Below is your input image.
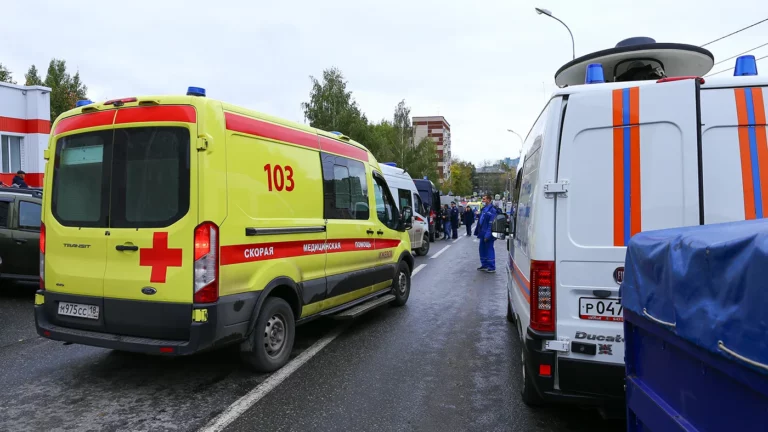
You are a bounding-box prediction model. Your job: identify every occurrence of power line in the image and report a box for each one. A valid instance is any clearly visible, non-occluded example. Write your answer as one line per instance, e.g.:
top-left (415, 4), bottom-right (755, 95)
top-left (706, 54), bottom-right (768, 77)
top-left (713, 42), bottom-right (768, 66)
top-left (700, 18), bottom-right (768, 47)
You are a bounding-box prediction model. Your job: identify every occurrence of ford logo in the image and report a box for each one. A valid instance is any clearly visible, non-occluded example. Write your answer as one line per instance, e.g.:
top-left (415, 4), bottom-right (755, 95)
top-left (141, 287), bottom-right (157, 295)
top-left (613, 267), bottom-right (624, 285)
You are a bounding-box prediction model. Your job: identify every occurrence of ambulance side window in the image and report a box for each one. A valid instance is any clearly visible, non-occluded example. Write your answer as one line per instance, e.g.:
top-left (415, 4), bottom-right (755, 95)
top-left (373, 174), bottom-right (398, 230)
top-left (321, 153), bottom-right (369, 220)
top-left (398, 189), bottom-right (412, 211)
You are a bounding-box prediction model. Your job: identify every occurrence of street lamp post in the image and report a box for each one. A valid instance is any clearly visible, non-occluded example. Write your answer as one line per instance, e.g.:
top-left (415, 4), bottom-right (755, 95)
top-left (535, 7), bottom-right (575, 60)
top-left (507, 129), bottom-right (524, 158)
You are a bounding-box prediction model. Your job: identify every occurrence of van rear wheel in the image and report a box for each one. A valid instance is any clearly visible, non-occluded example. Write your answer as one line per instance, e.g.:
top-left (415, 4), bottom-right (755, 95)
top-left (391, 261), bottom-right (411, 307)
top-left (520, 348), bottom-right (544, 406)
top-left (241, 297), bottom-right (295, 372)
top-left (415, 234), bottom-right (430, 256)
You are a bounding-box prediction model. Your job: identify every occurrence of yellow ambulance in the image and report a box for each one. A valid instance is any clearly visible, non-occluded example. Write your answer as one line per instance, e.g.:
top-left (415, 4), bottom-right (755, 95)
top-left (34, 87), bottom-right (414, 372)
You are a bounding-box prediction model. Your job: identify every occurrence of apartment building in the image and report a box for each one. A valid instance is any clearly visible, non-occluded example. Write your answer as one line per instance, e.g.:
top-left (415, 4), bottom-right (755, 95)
top-left (412, 116), bottom-right (451, 182)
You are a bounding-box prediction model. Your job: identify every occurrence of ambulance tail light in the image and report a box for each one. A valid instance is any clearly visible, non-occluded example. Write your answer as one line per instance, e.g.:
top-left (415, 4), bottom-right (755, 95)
top-left (194, 222), bottom-right (219, 303)
top-left (530, 260), bottom-right (555, 333)
top-left (39, 222), bottom-right (45, 290)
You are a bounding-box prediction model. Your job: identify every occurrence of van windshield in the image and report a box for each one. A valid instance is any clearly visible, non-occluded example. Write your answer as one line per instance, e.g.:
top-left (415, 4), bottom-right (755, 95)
top-left (52, 126), bottom-right (190, 228)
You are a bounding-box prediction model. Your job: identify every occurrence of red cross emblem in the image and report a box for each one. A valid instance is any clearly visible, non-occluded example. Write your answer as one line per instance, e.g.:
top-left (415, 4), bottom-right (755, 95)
top-left (140, 232), bottom-right (183, 283)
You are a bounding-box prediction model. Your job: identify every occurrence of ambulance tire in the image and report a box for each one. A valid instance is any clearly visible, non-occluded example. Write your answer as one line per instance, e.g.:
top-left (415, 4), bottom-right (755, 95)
top-left (241, 297), bottom-right (295, 372)
top-left (415, 234), bottom-right (430, 256)
top-left (520, 348), bottom-right (544, 406)
top-left (391, 261), bottom-right (411, 307)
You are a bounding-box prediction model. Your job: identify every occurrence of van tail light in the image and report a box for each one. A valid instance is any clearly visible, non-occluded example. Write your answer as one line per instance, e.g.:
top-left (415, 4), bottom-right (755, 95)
top-left (193, 222), bottom-right (219, 303)
top-left (39, 222), bottom-right (46, 290)
top-left (530, 260), bottom-right (555, 332)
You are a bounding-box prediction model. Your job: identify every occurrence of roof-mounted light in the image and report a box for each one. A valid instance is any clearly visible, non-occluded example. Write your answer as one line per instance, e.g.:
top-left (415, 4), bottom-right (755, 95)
top-left (75, 99), bottom-right (93, 107)
top-left (187, 86), bottom-right (206, 97)
top-left (734, 55), bottom-right (758, 76)
top-left (383, 162), bottom-right (397, 167)
top-left (585, 63), bottom-right (605, 84)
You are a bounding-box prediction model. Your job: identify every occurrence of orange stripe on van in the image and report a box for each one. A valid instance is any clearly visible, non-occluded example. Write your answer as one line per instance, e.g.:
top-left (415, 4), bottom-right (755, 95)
top-left (629, 87), bottom-right (642, 237)
top-left (612, 89), bottom-right (625, 246)
top-left (54, 110), bottom-right (116, 135)
top-left (511, 259), bottom-right (530, 303)
top-left (752, 88), bottom-right (768, 217)
top-left (734, 88), bottom-right (756, 219)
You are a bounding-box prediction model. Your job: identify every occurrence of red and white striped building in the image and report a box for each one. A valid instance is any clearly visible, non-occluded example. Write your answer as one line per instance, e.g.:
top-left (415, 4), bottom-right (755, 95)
top-left (412, 116), bottom-right (451, 182)
top-left (0, 82), bottom-right (51, 187)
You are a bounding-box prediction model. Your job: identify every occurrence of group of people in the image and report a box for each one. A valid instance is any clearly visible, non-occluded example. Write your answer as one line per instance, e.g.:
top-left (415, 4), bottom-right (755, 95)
top-left (433, 195), bottom-right (499, 273)
top-left (436, 201), bottom-right (477, 241)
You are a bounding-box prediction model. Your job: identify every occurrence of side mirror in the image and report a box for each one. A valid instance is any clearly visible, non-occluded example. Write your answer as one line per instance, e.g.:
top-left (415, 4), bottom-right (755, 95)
top-left (401, 206), bottom-right (413, 231)
top-left (491, 213), bottom-right (508, 240)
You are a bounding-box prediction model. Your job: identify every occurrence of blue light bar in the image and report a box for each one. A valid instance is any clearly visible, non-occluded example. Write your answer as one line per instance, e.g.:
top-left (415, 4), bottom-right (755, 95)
top-left (585, 63), bottom-right (605, 84)
top-left (423, 176), bottom-right (428, 180)
top-left (734, 55), bottom-right (758, 76)
top-left (330, 131), bottom-right (342, 135)
top-left (187, 86), bottom-right (206, 97)
top-left (383, 162), bottom-right (397, 167)
top-left (75, 99), bottom-right (93, 107)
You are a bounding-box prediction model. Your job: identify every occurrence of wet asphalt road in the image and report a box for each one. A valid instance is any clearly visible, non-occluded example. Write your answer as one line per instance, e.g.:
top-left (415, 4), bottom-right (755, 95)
top-left (0, 232), bottom-right (625, 432)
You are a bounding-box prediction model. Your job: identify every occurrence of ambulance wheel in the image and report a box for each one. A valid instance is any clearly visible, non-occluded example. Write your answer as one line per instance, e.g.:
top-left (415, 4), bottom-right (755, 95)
top-left (241, 297), bottom-right (295, 372)
top-left (521, 348), bottom-right (544, 406)
top-left (415, 234), bottom-right (430, 256)
top-left (391, 261), bottom-right (411, 307)
top-left (506, 292), bottom-right (516, 323)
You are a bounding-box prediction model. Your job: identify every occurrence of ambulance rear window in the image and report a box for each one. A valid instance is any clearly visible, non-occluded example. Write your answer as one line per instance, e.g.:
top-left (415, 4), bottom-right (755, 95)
top-left (51, 126), bottom-right (190, 228)
top-left (52, 131), bottom-right (111, 227)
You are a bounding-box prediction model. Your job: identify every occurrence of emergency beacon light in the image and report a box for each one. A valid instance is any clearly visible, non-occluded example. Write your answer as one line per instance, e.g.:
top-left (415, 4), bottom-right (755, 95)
top-left (734, 55), bottom-right (758, 76)
top-left (187, 86), bottom-right (206, 97)
top-left (75, 99), bottom-right (93, 107)
top-left (585, 63), bottom-right (605, 84)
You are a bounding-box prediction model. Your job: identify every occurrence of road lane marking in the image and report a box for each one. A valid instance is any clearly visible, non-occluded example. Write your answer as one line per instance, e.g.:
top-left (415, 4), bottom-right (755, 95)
top-left (199, 326), bottom-right (346, 432)
top-left (411, 264), bottom-right (426, 276)
top-left (453, 237), bottom-right (463, 243)
top-left (430, 245), bottom-right (451, 259)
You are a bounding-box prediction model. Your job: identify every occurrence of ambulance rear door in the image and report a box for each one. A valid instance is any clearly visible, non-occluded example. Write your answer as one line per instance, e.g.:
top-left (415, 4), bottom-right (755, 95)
top-left (555, 79), bottom-right (700, 394)
top-left (700, 80), bottom-right (768, 223)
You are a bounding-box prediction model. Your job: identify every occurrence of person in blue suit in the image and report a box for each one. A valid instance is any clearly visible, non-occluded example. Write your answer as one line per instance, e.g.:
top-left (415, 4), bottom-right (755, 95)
top-left (475, 194), bottom-right (498, 273)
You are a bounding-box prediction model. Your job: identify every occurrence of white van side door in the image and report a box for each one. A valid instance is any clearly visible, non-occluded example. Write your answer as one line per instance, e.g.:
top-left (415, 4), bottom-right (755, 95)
top-left (700, 84), bottom-right (768, 223)
top-left (555, 80), bottom-right (700, 368)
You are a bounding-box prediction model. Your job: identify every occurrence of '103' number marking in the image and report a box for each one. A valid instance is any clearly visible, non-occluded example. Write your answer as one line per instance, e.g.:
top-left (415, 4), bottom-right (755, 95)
top-left (264, 164), bottom-right (295, 192)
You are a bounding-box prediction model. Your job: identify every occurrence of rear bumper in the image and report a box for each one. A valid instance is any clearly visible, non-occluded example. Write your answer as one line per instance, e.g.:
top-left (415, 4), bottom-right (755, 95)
top-left (524, 328), bottom-right (625, 405)
top-left (35, 290), bottom-right (259, 356)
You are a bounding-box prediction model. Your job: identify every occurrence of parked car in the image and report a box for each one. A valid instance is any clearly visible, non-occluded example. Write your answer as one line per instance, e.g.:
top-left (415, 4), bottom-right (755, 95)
top-left (0, 187), bottom-right (42, 284)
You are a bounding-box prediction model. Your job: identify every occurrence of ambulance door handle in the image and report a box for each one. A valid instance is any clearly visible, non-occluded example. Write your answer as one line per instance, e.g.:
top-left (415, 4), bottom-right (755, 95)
top-left (377, 230), bottom-right (384, 235)
top-left (116, 244), bottom-right (139, 252)
top-left (366, 229), bottom-right (374, 235)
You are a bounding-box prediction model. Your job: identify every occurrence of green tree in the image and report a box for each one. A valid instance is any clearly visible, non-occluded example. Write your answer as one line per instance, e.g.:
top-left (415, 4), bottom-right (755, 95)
top-left (44, 59), bottom-right (88, 122)
top-left (301, 67), bottom-right (370, 141)
top-left (24, 65), bottom-right (42, 86)
top-left (0, 63), bottom-right (15, 84)
top-left (406, 137), bottom-right (439, 184)
top-left (447, 159), bottom-right (474, 196)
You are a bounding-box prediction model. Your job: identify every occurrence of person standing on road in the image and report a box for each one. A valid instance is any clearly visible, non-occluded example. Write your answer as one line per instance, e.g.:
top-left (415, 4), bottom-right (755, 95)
top-left (463, 205), bottom-right (474, 236)
top-left (450, 202), bottom-right (459, 239)
top-left (475, 194), bottom-right (498, 273)
top-left (442, 204), bottom-right (452, 242)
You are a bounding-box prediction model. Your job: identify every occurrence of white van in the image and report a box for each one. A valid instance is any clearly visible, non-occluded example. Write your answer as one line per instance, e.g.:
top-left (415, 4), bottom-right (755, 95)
top-left (381, 164), bottom-right (430, 256)
top-left (498, 40), bottom-right (766, 408)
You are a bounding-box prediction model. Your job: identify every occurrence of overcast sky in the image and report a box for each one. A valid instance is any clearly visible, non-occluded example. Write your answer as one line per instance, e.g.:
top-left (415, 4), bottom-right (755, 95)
top-left (2, 0), bottom-right (767, 164)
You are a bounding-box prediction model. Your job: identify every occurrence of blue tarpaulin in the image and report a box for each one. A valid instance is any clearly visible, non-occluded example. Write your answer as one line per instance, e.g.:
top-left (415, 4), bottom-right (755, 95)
top-left (622, 219), bottom-right (768, 374)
